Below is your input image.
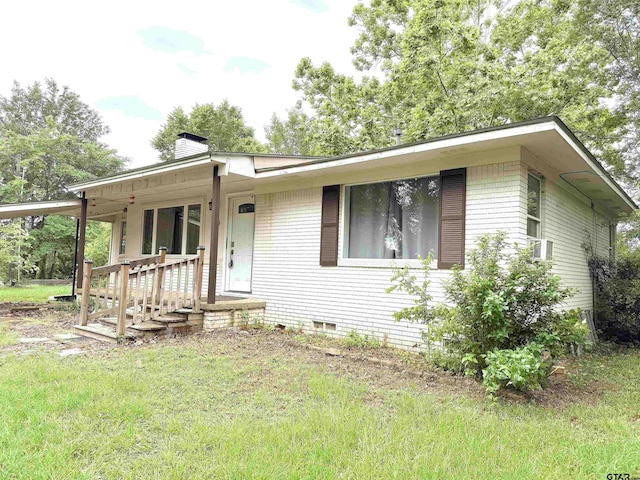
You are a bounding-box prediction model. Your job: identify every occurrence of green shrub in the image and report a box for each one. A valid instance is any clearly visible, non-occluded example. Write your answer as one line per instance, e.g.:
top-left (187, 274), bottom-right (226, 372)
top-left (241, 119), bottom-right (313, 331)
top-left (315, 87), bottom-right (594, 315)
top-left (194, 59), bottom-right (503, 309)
top-left (342, 331), bottom-right (382, 349)
top-left (587, 248), bottom-right (640, 344)
top-left (389, 232), bottom-right (591, 394)
top-left (482, 342), bottom-right (551, 395)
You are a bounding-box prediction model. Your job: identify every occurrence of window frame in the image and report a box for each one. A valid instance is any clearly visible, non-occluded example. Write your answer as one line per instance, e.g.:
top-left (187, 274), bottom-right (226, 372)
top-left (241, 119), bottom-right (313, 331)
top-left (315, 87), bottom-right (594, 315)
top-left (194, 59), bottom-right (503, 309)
top-left (338, 174), bottom-right (440, 269)
top-left (119, 219), bottom-right (127, 255)
top-left (140, 198), bottom-right (205, 257)
top-left (526, 173), bottom-right (543, 240)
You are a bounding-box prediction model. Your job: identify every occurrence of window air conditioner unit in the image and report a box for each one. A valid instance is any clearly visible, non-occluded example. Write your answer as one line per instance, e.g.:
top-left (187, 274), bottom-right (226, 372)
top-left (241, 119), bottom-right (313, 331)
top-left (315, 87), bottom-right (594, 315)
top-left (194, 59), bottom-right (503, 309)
top-left (527, 238), bottom-right (553, 261)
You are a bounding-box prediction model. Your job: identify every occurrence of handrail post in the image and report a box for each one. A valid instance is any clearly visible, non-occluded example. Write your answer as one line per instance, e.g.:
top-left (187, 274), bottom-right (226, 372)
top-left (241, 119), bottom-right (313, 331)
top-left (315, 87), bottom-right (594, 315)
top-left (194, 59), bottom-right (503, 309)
top-left (156, 247), bottom-right (167, 309)
top-left (79, 260), bottom-right (93, 326)
top-left (194, 246), bottom-right (205, 312)
top-left (116, 261), bottom-right (131, 337)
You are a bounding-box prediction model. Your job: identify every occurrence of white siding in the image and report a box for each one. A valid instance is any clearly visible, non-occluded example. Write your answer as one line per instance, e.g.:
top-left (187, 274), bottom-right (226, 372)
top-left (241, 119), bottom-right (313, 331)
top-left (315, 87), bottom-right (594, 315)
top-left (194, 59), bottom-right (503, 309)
top-left (249, 159), bottom-right (525, 349)
top-left (110, 151), bottom-right (614, 348)
top-left (540, 172), bottom-right (611, 312)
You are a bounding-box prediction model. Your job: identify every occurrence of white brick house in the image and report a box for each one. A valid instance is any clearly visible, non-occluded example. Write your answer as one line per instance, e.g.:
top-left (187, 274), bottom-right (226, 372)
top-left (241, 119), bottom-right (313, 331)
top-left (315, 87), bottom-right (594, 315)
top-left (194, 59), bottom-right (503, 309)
top-left (1, 117), bottom-right (635, 348)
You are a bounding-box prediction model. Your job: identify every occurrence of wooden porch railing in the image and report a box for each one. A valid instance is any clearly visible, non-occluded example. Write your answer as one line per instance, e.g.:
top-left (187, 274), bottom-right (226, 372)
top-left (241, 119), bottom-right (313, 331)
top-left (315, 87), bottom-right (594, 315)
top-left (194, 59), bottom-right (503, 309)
top-left (79, 246), bottom-right (205, 337)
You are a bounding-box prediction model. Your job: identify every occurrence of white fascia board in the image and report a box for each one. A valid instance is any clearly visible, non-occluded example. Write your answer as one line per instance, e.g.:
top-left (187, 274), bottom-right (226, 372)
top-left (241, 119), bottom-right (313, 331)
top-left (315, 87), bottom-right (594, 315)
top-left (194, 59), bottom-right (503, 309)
top-left (553, 125), bottom-right (637, 211)
top-left (68, 156), bottom-right (220, 192)
top-left (255, 121), bottom-right (557, 179)
top-left (0, 199), bottom-right (82, 219)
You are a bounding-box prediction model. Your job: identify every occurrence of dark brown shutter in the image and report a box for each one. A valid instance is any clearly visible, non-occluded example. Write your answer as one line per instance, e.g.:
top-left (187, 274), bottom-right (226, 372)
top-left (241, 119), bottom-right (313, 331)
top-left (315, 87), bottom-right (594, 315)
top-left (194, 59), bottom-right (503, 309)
top-left (320, 185), bottom-right (340, 266)
top-left (438, 168), bottom-right (466, 269)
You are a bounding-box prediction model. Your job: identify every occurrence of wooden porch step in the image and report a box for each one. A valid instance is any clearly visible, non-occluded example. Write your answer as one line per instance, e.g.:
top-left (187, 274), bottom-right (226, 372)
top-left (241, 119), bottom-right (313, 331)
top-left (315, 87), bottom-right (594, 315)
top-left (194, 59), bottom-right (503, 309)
top-left (128, 322), bottom-right (166, 332)
top-left (74, 323), bottom-right (132, 343)
top-left (175, 308), bottom-right (195, 314)
top-left (98, 317), bottom-right (166, 333)
top-left (152, 314), bottom-right (188, 324)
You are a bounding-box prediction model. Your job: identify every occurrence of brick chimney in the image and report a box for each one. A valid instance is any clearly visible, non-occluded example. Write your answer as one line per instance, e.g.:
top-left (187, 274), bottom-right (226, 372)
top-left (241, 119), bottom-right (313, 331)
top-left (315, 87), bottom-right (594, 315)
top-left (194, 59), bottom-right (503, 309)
top-left (175, 132), bottom-right (208, 159)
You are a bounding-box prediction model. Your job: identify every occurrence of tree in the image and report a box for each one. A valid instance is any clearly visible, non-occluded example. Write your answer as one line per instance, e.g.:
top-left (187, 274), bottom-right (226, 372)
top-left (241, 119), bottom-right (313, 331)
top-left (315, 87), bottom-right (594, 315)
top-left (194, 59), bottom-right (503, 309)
top-left (265, 102), bottom-right (319, 156)
top-left (0, 120), bottom-right (123, 204)
top-left (0, 78), bottom-right (125, 279)
top-left (292, 0), bottom-right (626, 175)
top-left (152, 100), bottom-right (266, 162)
top-left (0, 221), bottom-right (34, 283)
top-left (0, 79), bottom-right (126, 205)
top-left (0, 78), bottom-right (108, 141)
top-left (27, 215), bottom-right (77, 279)
top-left (85, 221), bottom-right (112, 268)
top-left (577, 0), bottom-right (640, 180)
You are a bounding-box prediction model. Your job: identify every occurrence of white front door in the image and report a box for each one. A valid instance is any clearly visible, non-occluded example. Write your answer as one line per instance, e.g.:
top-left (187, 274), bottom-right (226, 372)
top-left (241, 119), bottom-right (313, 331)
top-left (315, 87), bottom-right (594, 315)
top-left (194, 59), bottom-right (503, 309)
top-left (226, 196), bottom-right (255, 292)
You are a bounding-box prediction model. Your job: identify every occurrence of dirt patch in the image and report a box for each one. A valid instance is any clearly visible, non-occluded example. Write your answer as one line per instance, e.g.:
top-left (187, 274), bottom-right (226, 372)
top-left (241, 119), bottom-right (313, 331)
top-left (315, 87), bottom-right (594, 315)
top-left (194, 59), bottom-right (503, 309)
top-left (0, 309), bottom-right (611, 407)
top-left (0, 305), bottom-right (110, 356)
top-left (158, 327), bottom-right (610, 408)
top-left (128, 327), bottom-right (486, 401)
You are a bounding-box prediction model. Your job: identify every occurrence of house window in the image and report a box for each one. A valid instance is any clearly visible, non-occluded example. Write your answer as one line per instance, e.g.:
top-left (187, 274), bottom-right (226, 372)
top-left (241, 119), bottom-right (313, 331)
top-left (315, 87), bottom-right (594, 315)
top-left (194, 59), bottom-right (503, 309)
top-left (142, 203), bottom-right (202, 255)
top-left (527, 174), bottom-right (541, 238)
top-left (186, 205), bottom-right (201, 254)
top-left (345, 176), bottom-right (440, 259)
top-left (119, 221), bottom-right (127, 255)
top-left (142, 210), bottom-right (154, 255)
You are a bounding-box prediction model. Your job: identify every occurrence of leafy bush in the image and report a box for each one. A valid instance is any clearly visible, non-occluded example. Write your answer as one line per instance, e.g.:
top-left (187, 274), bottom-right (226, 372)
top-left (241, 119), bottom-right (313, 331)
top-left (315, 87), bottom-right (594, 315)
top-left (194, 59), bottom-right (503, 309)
top-left (389, 232), bottom-right (591, 394)
top-left (342, 331), bottom-right (382, 349)
top-left (482, 342), bottom-right (551, 394)
top-left (587, 248), bottom-right (640, 344)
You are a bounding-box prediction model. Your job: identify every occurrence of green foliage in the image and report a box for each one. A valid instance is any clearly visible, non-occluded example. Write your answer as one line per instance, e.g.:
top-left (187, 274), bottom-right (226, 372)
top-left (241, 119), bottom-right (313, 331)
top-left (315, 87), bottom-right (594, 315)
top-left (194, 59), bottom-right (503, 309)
top-left (588, 247), bottom-right (640, 344)
top-left (85, 222), bottom-right (112, 268)
top-left (0, 221), bottom-right (33, 283)
top-left (291, 0), bottom-right (627, 175)
top-left (265, 102), bottom-right (319, 156)
top-left (342, 330), bottom-right (382, 349)
top-left (390, 232), bottom-right (591, 393)
top-left (25, 217), bottom-right (109, 280)
top-left (482, 342), bottom-right (551, 395)
top-left (0, 78), bottom-right (108, 141)
top-left (0, 78), bottom-right (125, 281)
top-left (152, 101), bottom-right (266, 162)
top-left (386, 252), bottom-right (435, 324)
top-left (576, 0), bottom-right (640, 180)
top-left (0, 79), bottom-right (125, 204)
top-left (27, 215), bottom-right (77, 279)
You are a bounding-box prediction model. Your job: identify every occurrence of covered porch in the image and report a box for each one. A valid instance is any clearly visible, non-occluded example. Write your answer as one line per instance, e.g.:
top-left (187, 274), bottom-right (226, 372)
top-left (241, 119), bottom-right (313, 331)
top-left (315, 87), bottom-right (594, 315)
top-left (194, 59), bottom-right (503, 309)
top-left (0, 153), bottom-right (267, 342)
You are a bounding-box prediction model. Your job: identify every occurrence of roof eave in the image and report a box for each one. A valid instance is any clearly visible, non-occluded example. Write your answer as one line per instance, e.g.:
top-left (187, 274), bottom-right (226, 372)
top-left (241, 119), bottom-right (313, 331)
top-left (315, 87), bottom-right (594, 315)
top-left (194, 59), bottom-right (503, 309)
top-left (69, 153), bottom-right (216, 192)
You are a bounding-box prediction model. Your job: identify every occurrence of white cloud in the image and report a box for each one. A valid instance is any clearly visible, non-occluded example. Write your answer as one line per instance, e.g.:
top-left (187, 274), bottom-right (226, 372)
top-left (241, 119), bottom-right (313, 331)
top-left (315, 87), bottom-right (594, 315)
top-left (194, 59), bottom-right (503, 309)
top-left (0, 0), bottom-right (361, 168)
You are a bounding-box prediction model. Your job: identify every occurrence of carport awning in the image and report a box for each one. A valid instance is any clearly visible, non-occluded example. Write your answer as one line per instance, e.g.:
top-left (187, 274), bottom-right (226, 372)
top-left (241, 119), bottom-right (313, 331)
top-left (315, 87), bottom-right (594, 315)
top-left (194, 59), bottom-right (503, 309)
top-left (0, 199), bottom-right (82, 219)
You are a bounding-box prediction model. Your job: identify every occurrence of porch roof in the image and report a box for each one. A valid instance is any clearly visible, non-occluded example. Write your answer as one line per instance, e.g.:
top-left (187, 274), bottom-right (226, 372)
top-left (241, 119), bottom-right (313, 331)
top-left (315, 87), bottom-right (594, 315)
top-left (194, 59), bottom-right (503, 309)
top-left (0, 199), bottom-right (82, 220)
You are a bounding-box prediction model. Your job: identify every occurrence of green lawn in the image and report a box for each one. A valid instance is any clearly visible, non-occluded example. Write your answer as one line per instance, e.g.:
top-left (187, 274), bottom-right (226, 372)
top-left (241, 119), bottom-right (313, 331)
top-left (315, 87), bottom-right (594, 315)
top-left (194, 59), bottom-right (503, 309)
top-left (0, 284), bottom-right (72, 304)
top-left (0, 335), bottom-right (638, 479)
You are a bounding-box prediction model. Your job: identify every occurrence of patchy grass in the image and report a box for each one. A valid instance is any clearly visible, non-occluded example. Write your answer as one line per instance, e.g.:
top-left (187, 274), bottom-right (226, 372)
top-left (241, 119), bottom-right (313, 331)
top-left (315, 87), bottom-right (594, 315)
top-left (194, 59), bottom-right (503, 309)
top-left (0, 284), bottom-right (72, 304)
top-left (0, 324), bottom-right (17, 346)
top-left (0, 333), bottom-right (638, 479)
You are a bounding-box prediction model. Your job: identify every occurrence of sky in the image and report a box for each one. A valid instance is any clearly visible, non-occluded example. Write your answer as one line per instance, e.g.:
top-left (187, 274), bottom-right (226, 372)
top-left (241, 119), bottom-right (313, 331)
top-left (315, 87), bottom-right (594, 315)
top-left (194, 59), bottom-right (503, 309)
top-left (0, 0), bottom-right (361, 168)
